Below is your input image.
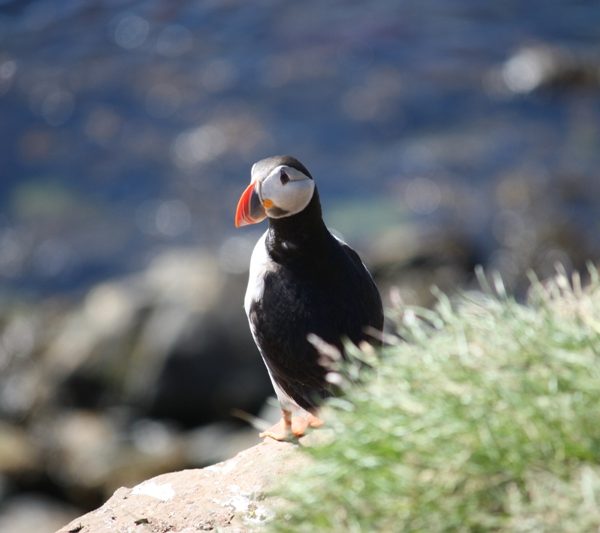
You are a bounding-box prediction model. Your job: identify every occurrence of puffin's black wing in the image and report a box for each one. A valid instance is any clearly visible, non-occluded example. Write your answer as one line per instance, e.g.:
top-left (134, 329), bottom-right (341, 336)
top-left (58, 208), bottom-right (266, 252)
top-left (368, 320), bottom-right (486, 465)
top-left (249, 236), bottom-right (383, 411)
top-left (248, 272), bottom-right (331, 411)
top-left (336, 240), bottom-right (384, 339)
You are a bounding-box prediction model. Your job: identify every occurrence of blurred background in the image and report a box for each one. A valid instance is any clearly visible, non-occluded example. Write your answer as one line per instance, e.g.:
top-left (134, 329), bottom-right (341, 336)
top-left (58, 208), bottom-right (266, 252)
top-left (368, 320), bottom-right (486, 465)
top-left (1, 0), bottom-right (600, 530)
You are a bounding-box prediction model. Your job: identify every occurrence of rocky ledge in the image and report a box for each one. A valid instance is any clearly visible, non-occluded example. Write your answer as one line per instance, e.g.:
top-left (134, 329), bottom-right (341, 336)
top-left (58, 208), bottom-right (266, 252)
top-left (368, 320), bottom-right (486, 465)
top-left (57, 438), bottom-right (306, 533)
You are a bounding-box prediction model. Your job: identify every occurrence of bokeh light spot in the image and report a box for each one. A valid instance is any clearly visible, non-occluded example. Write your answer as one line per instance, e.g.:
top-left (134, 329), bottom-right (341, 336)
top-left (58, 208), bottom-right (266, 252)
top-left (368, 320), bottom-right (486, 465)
top-left (136, 199), bottom-right (192, 238)
top-left (171, 124), bottom-right (228, 170)
top-left (502, 47), bottom-right (554, 94)
top-left (113, 14), bottom-right (150, 50)
top-left (404, 177), bottom-right (441, 215)
top-left (201, 59), bottom-right (237, 93)
top-left (0, 58), bottom-right (17, 96)
top-left (40, 88), bottom-right (74, 126)
top-left (155, 199), bottom-right (191, 237)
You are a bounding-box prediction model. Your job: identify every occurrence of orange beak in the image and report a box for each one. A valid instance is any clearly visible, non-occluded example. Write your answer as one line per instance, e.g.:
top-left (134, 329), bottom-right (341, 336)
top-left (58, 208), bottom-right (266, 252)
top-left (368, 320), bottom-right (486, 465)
top-left (234, 181), bottom-right (267, 227)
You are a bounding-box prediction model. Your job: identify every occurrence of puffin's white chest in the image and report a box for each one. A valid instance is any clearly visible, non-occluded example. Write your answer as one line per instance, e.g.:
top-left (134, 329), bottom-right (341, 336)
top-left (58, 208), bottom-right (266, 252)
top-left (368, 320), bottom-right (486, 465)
top-left (243, 231), bottom-right (302, 412)
top-left (244, 231), bottom-right (272, 316)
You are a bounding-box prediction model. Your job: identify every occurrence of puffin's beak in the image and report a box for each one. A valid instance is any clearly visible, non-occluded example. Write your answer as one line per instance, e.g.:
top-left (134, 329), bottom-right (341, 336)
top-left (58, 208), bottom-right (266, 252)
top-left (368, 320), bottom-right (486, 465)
top-left (235, 181), bottom-right (267, 227)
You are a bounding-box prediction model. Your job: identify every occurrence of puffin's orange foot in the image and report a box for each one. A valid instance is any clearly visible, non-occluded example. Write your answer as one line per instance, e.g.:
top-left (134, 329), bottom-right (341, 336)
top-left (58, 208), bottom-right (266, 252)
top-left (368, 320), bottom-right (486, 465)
top-left (260, 411), bottom-right (325, 441)
top-left (305, 412), bottom-right (324, 429)
top-left (291, 412), bottom-right (324, 436)
top-left (259, 418), bottom-right (292, 441)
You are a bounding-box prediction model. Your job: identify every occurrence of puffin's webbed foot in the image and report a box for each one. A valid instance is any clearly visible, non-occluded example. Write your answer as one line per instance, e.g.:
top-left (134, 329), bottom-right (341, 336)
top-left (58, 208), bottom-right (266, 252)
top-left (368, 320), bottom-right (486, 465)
top-left (260, 409), bottom-right (324, 441)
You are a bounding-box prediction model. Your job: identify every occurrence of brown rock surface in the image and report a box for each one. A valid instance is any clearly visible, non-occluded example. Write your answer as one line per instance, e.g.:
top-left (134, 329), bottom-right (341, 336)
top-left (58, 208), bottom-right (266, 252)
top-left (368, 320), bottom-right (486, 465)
top-left (57, 438), bottom-right (307, 532)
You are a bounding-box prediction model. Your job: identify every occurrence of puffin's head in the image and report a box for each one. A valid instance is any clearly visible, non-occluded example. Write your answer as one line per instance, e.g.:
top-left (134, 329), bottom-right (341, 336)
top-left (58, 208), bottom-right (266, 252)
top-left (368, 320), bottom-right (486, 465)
top-left (235, 155), bottom-right (315, 227)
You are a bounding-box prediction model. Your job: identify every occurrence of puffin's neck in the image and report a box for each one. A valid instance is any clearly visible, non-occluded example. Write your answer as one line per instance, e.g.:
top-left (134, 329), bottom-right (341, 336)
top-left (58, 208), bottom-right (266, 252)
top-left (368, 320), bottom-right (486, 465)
top-left (265, 189), bottom-right (331, 262)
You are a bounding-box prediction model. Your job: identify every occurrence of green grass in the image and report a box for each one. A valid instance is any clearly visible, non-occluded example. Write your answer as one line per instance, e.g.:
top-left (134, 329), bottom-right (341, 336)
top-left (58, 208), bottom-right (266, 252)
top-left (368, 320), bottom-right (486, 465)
top-left (269, 267), bottom-right (600, 532)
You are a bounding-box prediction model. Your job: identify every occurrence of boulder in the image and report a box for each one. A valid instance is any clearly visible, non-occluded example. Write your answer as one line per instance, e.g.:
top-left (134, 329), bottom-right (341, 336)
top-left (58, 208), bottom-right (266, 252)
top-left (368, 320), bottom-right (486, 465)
top-left (57, 438), bottom-right (306, 533)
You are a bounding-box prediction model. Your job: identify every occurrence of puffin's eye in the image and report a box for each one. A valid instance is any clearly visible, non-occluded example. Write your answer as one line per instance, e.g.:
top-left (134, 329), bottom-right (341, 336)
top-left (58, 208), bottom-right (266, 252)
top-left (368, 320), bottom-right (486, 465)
top-left (279, 171), bottom-right (290, 185)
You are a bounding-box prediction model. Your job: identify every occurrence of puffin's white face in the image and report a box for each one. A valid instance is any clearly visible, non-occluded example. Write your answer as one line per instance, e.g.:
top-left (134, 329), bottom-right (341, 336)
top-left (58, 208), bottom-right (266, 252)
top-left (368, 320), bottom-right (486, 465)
top-left (235, 162), bottom-right (315, 227)
top-left (254, 165), bottom-right (314, 219)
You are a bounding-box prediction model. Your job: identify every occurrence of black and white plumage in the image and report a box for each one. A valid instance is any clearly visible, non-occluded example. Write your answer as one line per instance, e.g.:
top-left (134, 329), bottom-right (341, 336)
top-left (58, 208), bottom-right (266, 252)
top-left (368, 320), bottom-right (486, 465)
top-left (235, 155), bottom-right (383, 438)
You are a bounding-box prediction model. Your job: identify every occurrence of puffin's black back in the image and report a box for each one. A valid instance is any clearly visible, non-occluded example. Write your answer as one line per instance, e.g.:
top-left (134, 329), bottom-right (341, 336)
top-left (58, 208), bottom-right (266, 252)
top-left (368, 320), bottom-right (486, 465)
top-left (248, 177), bottom-right (383, 410)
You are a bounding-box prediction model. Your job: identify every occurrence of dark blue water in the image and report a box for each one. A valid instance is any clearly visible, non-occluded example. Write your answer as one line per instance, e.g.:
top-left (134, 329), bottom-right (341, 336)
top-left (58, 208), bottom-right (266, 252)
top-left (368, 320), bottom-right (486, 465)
top-left (1, 0), bottom-right (600, 294)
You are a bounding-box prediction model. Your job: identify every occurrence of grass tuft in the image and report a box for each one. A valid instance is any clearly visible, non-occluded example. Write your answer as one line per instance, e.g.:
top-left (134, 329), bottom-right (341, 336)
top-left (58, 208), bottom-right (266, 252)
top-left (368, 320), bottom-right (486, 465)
top-left (269, 268), bottom-right (600, 532)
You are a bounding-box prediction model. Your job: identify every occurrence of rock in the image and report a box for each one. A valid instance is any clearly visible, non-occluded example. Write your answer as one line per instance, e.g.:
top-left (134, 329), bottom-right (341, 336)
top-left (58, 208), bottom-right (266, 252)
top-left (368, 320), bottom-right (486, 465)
top-left (0, 243), bottom-right (270, 428)
top-left (0, 421), bottom-right (38, 476)
top-left (47, 247), bottom-right (271, 426)
top-left (57, 438), bottom-right (308, 533)
top-left (40, 410), bottom-right (187, 506)
top-left (0, 245), bottom-right (278, 515)
top-left (369, 224), bottom-right (480, 306)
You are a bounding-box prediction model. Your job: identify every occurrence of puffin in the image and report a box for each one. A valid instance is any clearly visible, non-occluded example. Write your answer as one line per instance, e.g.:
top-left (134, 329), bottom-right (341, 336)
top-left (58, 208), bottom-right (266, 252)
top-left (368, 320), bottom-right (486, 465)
top-left (235, 155), bottom-right (383, 440)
